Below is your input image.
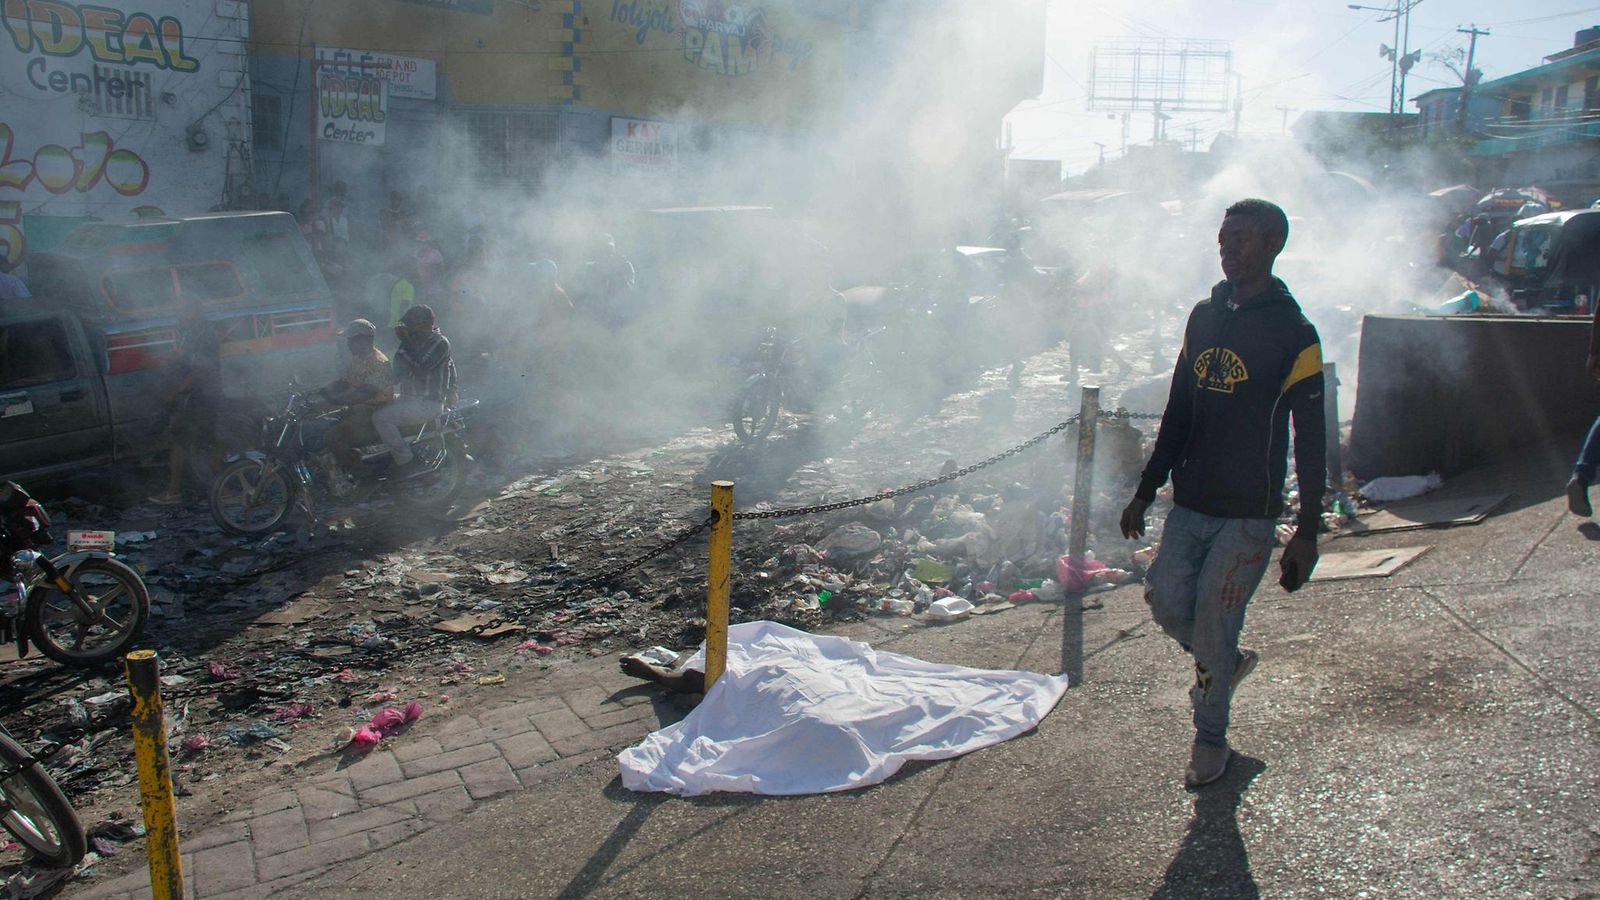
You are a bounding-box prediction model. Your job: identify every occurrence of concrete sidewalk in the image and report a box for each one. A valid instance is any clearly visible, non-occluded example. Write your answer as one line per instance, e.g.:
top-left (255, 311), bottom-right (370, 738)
top-left (78, 444), bottom-right (1600, 898)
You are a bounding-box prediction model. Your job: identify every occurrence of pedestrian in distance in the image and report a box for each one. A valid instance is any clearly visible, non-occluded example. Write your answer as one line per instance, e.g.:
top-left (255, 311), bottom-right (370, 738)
top-left (1563, 309), bottom-right (1600, 517)
top-left (149, 297), bottom-right (224, 505)
top-left (1120, 198), bottom-right (1325, 789)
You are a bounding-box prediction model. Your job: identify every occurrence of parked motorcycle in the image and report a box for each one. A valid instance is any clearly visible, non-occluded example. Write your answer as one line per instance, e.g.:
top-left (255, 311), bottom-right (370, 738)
top-left (0, 721), bottom-right (86, 868)
top-left (0, 487), bottom-right (150, 668)
top-left (208, 384), bottom-right (477, 536)
top-left (731, 326), bottom-right (884, 444)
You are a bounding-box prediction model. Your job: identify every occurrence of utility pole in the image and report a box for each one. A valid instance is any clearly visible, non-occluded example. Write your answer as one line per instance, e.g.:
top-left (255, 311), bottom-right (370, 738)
top-left (1396, 0), bottom-right (1420, 123)
top-left (1232, 72), bottom-right (1244, 139)
top-left (1276, 105), bottom-right (1297, 135)
top-left (1093, 141), bottom-right (1107, 167)
top-left (1186, 125), bottom-right (1200, 152)
top-left (1457, 25), bottom-right (1489, 132)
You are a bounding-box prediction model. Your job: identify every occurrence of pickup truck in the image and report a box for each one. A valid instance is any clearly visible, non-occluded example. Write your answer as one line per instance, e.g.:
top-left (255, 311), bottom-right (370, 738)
top-left (0, 212), bottom-right (339, 483)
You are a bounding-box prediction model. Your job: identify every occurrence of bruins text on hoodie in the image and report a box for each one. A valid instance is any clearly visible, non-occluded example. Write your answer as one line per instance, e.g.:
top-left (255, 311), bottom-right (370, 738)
top-left (1135, 277), bottom-right (1326, 534)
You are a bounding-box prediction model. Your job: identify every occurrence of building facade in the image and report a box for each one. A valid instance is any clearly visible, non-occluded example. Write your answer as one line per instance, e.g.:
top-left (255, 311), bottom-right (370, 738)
top-left (0, 0), bottom-right (254, 272)
top-left (247, 0), bottom-right (1044, 243)
top-left (1464, 29), bottom-right (1600, 188)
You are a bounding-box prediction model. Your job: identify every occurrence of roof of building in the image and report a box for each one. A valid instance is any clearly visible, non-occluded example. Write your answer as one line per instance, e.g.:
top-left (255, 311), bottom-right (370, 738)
top-left (1413, 86), bottom-right (1461, 104)
top-left (1290, 110), bottom-right (1416, 140)
top-left (1476, 46), bottom-right (1600, 97)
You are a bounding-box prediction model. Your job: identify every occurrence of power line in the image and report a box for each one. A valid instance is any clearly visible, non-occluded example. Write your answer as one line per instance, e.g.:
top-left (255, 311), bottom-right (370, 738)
top-left (1487, 5), bottom-right (1600, 27)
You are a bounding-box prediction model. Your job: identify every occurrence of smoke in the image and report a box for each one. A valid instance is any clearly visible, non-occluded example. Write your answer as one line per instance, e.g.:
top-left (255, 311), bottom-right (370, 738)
top-left (320, 1), bottom-right (1060, 465)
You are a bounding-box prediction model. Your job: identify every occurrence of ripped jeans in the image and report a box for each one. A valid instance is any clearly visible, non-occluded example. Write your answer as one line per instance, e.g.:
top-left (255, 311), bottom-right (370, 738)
top-left (1145, 505), bottom-right (1277, 748)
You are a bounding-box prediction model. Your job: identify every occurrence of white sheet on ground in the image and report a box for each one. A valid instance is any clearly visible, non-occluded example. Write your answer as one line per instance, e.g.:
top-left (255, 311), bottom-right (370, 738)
top-left (616, 620), bottom-right (1069, 796)
top-left (1360, 473), bottom-right (1443, 502)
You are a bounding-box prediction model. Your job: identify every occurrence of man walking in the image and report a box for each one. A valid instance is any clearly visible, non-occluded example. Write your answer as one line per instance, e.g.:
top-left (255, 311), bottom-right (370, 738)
top-left (374, 305), bottom-right (455, 477)
top-left (1562, 304), bottom-right (1600, 517)
top-left (1120, 198), bottom-right (1325, 788)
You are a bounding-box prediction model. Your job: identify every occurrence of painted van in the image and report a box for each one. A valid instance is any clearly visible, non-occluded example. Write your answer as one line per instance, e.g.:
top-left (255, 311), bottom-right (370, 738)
top-left (3, 211), bottom-right (338, 479)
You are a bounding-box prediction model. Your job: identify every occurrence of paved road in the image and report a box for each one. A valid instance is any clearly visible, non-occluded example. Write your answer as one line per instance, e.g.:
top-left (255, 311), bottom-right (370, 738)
top-left (77, 438), bottom-right (1600, 899)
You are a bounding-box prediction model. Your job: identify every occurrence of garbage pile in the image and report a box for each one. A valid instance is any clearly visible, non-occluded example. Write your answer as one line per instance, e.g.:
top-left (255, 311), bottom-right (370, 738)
top-left (735, 484), bottom-right (1145, 627)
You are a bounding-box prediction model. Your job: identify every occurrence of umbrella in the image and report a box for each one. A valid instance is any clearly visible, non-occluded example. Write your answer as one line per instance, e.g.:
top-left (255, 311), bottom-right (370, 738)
top-left (1428, 184), bottom-right (1480, 214)
top-left (1476, 186), bottom-right (1553, 213)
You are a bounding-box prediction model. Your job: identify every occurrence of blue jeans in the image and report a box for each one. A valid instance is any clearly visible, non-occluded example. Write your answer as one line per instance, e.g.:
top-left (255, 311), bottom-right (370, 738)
top-left (1145, 506), bottom-right (1277, 748)
top-left (1575, 415), bottom-right (1600, 485)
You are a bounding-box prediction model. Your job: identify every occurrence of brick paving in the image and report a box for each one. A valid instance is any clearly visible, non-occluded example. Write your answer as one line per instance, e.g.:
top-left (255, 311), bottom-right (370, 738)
top-left (74, 665), bottom-right (673, 899)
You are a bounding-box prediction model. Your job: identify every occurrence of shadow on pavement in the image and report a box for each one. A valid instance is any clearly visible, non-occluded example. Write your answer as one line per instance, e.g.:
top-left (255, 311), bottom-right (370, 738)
top-left (1151, 753), bottom-right (1267, 900)
top-left (556, 778), bottom-right (759, 899)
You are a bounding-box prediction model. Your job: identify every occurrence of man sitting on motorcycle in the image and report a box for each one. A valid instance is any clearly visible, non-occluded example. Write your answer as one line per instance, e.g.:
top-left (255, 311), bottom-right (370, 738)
top-left (374, 305), bottom-right (456, 477)
top-left (317, 319), bottom-right (395, 480)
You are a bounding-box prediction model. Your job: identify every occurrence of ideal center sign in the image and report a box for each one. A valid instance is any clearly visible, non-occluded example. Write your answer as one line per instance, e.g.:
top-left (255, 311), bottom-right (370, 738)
top-left (317, 67), bottom-right (387, 145)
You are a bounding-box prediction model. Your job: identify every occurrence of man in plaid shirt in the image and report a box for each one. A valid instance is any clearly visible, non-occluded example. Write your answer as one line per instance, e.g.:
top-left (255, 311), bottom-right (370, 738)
top-left (373, 305), bottom-right (456, 476)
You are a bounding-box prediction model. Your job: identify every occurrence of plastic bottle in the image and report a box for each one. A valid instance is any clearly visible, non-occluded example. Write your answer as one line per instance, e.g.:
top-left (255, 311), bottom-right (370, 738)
top-left (878, 598), bottom-right (914, 615)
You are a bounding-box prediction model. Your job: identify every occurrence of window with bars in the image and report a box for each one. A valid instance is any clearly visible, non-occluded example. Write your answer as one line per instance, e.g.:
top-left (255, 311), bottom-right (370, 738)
top-left (462, 111), bottom-right (561, 182)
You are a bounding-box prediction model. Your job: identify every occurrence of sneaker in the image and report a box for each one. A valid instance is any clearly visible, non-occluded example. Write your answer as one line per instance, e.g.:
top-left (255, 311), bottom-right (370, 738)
top-left (1185, 741), bottom-right (1231, 789)
top-left (1231, 648), bottom-right (1258, 696)
top-left (1567, 478), bottom-right (1593, 518)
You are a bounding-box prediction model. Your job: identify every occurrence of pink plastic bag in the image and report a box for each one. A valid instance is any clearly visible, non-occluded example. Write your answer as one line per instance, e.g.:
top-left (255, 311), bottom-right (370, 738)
top-left (267, 702), bottom-right (315, 722)
top-left (402, 701), bottom-right (423, 723)
top-left (350, 724), bottom-right (383, 747)
top-left (370, 707), bottom-right (406, 732)
top-left (1056, 555), bottom-right (1109, 593)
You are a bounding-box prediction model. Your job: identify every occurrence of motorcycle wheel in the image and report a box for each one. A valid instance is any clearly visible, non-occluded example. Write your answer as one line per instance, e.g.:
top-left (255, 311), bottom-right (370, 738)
top-left (394, 436), bottom-right (468, 513)
top-left (733, 376), bottom-right (781, 443)
top-left (210, 458), bottom-right (296, 536)
top-left (0, 729), bottom-right (85, 869)
top-left (24, 558), bottom-right (150, 667)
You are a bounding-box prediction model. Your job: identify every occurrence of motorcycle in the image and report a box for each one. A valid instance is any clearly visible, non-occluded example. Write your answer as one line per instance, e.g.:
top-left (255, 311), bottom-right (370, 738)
top-left (0, 721), bottom-right (86, 868)
top-left (731, 326), bottom-right (884, 444)
top-left (0, 490), bottom-right (150, 668)
top-left (207, 384), bottom-right (477, 536)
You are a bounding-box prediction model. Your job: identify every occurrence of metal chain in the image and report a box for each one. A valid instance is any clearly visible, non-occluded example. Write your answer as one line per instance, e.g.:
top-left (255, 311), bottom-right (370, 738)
top-left (1101, 408), bottom-right (1164, 422)
top-left (569, 514), bottom-right (717, 591)
top-left (732, 415), bottom-right (1082, 521)
top-left (453, 512), bottom-right (718, 639)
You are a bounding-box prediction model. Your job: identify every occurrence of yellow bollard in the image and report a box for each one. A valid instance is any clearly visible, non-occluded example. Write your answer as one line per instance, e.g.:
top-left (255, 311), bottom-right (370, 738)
top-left (705, 481), bottom-right (734, 688)
top-left (125, 649), bottom-right (184, 900)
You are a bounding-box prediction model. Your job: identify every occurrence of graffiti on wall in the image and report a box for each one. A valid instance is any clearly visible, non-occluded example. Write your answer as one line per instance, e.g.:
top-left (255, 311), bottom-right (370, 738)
top-left (0, 123), bottom-right (151, 269)
top-left (2, 0), bottom-right (201, 72)
top-left (608, 0), bottom-right (812, 76)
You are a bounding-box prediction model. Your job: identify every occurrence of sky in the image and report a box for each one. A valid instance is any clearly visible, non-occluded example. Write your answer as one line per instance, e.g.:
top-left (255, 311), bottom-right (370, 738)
top-left (1006, 0), bottom-right (1600, 174)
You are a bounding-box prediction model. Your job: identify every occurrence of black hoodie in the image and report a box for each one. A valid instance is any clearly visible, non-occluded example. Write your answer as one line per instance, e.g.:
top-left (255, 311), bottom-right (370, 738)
top-left (1135, 278), bottom-right (1326, 534)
